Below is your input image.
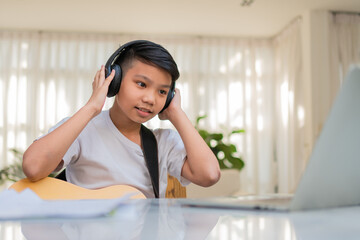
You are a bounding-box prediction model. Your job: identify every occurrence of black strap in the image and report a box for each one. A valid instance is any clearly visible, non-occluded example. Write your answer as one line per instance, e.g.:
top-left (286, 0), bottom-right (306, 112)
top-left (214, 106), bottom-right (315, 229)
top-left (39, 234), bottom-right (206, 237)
top-left (56, 124), bottom-right (160, 198)
top-left (140, 124), bottom-right (160, 198)
top-left (55, 169), bottom-right (67, 181)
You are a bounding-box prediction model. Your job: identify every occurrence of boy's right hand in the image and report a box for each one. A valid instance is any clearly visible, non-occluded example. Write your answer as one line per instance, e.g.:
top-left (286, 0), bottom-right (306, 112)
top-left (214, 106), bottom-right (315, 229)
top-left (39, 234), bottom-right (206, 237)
top-left (86, 65), bottom-right (115, 115)
top-left (23, 66), bottom-right (115, 182)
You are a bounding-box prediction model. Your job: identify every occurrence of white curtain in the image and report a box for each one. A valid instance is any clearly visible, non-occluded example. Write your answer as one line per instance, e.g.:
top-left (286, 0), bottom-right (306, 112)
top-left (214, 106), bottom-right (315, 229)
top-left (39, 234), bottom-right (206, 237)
top-left (178, 38), bottom-right (276, 195)
top-left (330, 13), bottom-right (360, 85)
top-left (273, 19), bottom-right (307, 193)
top-left (0, 31), bottom-right (278, 194)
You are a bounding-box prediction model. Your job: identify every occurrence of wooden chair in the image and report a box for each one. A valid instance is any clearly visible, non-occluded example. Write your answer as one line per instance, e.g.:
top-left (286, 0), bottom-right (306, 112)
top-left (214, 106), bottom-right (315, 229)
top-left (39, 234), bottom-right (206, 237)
top-left (165, 174), bottom-right (186, 198)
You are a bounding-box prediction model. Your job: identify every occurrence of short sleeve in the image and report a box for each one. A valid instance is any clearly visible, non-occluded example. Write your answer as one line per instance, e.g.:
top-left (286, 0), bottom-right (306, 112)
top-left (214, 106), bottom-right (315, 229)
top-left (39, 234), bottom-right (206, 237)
top-left (154, 129), bottom-right (191, 186)
top-left (36, 117), bottom-right (80, 168)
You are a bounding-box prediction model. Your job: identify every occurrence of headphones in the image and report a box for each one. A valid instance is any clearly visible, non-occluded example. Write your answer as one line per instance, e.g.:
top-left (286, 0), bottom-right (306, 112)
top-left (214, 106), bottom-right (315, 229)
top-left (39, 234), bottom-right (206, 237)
top-left (105, 40), bottom-right (175, 113)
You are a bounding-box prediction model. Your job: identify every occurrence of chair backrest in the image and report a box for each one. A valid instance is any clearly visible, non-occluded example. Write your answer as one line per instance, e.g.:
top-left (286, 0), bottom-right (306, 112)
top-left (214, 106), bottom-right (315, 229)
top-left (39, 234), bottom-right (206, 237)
top-left (165, 174), bottom-right (186, 198)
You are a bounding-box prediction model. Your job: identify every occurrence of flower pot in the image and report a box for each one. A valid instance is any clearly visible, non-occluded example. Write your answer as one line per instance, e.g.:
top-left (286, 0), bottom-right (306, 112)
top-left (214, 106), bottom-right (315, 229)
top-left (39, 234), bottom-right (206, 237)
top-left (186, 169), bottom-right (240, 198)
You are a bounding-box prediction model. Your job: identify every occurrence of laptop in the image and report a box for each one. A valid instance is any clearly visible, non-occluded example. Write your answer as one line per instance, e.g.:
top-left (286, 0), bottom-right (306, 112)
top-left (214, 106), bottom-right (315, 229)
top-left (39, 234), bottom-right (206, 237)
top-left (180, 65), bottom-right (360, 211)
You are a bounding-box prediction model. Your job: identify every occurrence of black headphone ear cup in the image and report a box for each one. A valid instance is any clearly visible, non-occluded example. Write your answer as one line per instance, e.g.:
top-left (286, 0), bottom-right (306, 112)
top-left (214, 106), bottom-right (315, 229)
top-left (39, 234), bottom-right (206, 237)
top-left (107, 64), bottom-right (122, 97)
top-left (159, 82), bottom-right (175, 113)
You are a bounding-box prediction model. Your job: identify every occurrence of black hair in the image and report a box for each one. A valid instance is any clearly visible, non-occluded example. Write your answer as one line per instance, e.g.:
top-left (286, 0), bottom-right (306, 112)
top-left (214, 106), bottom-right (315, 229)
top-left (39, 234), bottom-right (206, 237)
top-left (116, 41), bottom-right (180, 82)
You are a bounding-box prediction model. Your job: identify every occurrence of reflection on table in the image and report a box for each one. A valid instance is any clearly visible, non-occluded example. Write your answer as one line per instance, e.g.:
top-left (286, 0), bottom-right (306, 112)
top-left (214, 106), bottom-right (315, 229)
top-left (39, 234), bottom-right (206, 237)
top-left (1, 199), bottom-right (360, 240)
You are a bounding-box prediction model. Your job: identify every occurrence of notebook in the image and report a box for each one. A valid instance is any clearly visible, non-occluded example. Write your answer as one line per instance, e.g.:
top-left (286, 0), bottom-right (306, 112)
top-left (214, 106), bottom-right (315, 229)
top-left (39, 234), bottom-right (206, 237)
top-left (181, 65), bottom-right (360, 211)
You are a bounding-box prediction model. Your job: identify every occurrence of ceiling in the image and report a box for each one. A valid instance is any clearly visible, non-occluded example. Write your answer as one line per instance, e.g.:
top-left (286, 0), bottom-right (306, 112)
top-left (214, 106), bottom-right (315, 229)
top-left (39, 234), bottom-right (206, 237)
top-left (0, 0), bottom-right (359, 38)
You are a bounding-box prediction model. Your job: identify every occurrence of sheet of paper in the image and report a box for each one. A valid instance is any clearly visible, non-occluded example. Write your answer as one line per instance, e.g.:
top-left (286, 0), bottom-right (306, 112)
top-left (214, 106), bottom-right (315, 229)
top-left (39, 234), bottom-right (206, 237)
top-left (0, 188), bottom-right (132, 220)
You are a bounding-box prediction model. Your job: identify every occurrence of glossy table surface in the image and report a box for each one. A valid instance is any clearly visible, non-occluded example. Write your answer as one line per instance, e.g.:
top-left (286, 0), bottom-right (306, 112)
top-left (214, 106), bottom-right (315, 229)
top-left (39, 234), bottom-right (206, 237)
top-left (1, 198), bottom-right (360, 240)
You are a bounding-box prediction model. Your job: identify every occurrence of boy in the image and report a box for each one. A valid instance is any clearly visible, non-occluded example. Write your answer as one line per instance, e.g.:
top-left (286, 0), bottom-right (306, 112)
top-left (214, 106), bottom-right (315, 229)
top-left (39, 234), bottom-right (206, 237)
top-left (22, 40), bottom-right (220, 198)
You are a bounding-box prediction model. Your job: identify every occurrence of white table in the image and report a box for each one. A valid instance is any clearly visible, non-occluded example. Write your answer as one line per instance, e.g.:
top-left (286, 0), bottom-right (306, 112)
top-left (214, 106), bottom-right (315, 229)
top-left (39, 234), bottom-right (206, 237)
top-left (1, 199), bottom-right (360, 240)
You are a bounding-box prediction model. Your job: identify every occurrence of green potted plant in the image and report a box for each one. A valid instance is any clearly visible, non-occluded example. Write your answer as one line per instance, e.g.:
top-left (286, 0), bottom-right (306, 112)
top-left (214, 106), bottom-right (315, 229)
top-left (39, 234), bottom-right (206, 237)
top-left (0, 148), bottom-right (26, 187)
top-left (195, 115), bottom-right (245, 171)
top-left (187, 115), bottom-right (245, 198)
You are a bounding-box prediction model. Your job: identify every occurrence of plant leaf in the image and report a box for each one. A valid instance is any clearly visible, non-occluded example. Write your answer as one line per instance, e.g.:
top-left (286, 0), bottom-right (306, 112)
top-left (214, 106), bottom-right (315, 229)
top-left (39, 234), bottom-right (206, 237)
top-left (195, 115), bottom-right (207, 128)
top-left (195, 114), bottom-right (245, 171)
top-left (210, 133), bottom-right (223, 141)
top-left (230, 129), bottom-right (245, 135)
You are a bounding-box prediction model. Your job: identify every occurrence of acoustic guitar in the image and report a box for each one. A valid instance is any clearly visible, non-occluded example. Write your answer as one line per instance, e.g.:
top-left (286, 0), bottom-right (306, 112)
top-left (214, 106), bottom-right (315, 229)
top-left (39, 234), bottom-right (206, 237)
top-left (9, 177), bottom-right (146, 200)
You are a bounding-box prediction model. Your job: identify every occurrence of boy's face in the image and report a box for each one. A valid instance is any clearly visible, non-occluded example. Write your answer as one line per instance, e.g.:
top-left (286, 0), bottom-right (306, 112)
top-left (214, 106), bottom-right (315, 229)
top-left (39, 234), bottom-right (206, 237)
top-left (114, 59), bottom-right (172, 124)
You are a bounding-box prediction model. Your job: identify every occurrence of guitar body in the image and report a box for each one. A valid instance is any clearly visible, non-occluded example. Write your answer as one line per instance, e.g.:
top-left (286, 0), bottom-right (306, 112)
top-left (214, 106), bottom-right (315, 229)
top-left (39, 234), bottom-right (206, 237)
top-left (9, 177), bottom-right (146, 200)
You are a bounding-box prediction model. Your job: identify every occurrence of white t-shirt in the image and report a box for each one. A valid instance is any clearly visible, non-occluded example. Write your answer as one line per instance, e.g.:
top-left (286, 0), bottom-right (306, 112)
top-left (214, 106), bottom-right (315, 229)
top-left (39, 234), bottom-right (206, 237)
top-left (46, 110), bottom-right (190, 198)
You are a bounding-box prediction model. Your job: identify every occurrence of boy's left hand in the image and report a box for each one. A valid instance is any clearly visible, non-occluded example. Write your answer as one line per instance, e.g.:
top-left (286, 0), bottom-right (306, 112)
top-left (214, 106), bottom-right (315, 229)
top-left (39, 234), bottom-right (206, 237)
top-left (159, 87), bottom-right (221, 187)
top-left (158, 88), bottom-right (182, 121)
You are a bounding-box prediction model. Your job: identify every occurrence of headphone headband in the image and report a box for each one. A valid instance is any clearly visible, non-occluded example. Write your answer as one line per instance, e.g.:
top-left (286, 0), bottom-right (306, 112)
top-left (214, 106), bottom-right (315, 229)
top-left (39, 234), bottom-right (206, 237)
top-left (105, 40), bottom-right (148, 78)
